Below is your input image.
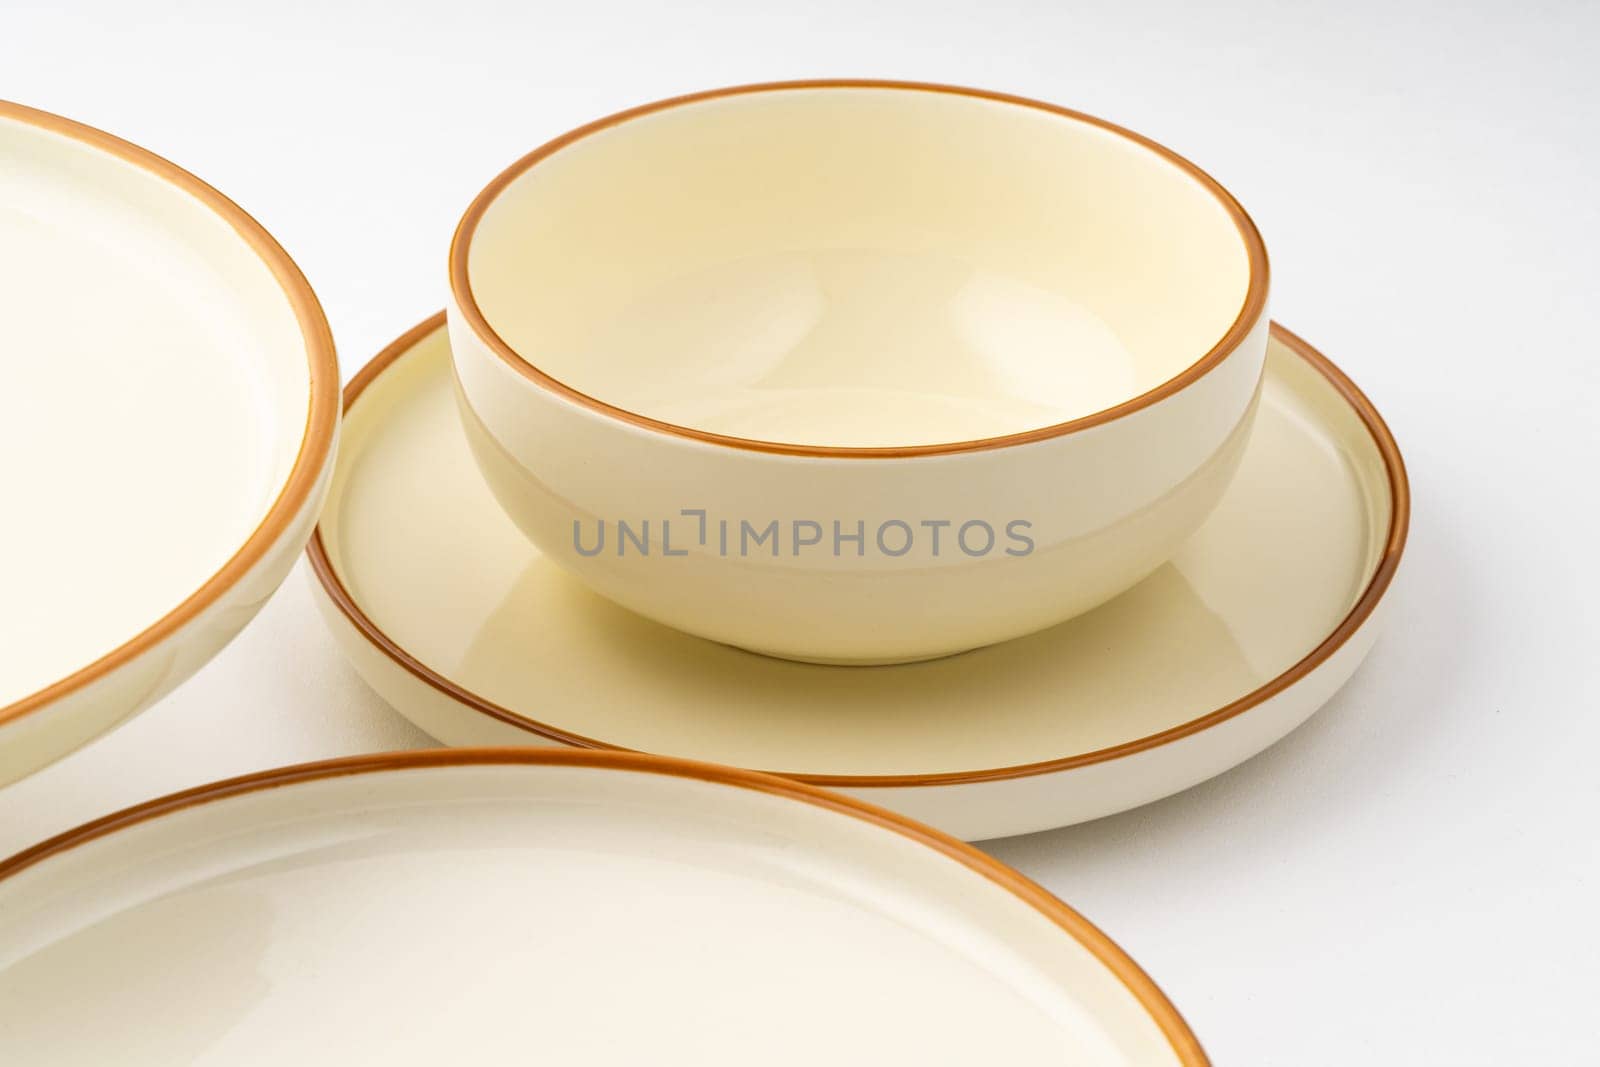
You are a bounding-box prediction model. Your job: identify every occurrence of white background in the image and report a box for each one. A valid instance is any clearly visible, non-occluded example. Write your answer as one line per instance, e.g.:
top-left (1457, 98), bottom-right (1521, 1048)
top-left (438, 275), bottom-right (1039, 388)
top-left (4, 1), bottom-right (1597, 1062)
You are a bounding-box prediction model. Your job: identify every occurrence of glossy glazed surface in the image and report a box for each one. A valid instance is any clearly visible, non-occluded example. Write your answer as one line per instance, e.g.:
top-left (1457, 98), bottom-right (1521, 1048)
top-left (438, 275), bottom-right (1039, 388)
top-left (0, 103), bottom-right (338, 785)
top-left (464, 86), bottom-right (1254, 448)
top-left (449, 83), bottom-right (1269, 663)
top-left (0, 753), bottom-right (1201, 1064)
top-left (314, 318), bottom-right (1405, 839)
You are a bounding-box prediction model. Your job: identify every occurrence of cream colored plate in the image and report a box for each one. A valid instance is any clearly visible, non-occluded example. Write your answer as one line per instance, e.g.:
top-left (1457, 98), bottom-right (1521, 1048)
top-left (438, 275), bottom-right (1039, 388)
top-left (310, 315), bottom-right (1407, 840)
top-left (0, 750), bottom-right (1205, 1065)
top-left (0, 103), bottom-right (337, 785)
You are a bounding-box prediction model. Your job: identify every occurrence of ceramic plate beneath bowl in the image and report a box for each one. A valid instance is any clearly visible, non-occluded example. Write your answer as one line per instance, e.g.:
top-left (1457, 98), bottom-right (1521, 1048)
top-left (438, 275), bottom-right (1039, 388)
top-left (310, 316), bottom-right (1407, 840)
top-left (0, 103), bottom-right (338, 785)
top-left (0, 750), bottom-right (1205, 1065)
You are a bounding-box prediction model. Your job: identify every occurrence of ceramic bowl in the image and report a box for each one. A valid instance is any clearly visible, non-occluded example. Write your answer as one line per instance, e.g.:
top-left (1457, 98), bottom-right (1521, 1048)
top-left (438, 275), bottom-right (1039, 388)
top-left (448, 80), bottom-right (1270, 664)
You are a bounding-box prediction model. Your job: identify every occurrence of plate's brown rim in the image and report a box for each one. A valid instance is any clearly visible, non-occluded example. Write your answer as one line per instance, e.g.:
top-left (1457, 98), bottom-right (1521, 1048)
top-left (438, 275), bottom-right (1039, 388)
top-left (447, 78), bottom-right (1271, 459)
top-left (0, 747), bottom-right (1209, 1064)
top-left (0, 100), bottom-right (340, 729)
top-left (306, 313), bottom-right (1409, 789)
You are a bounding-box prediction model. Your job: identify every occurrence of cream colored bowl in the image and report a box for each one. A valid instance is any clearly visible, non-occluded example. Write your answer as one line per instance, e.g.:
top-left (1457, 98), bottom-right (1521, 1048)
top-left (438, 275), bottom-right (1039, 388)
top-left (0, 102), bottom-right (339, 785)
top-left (449, 80), bottom-right (1269, 664)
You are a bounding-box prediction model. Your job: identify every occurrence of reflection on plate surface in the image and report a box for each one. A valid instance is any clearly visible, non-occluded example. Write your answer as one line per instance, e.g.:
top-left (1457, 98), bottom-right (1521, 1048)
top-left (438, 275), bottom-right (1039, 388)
top-left (0, 758), bottom-right (1195, 1064)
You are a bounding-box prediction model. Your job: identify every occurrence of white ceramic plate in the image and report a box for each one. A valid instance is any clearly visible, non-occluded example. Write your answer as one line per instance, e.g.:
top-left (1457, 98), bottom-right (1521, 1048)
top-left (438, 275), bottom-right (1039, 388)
top-left (0, 749), bottom-right (1206, 1065)
top-left (0, 102), bottom-right (339, 785)
top-left (310, 315), bottom-right (1407, 840)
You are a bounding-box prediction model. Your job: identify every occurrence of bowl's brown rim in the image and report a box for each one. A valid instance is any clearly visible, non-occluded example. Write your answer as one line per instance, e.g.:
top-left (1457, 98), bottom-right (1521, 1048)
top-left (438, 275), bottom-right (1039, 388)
top-left (306, 313), bottom-right (1409, 789)
top-left (0, 746), bottom-right (1210, 1064)
top-left (447, 78), bottom-right (1271, 458)
top-left (0, 100), bottom-right (340, 730)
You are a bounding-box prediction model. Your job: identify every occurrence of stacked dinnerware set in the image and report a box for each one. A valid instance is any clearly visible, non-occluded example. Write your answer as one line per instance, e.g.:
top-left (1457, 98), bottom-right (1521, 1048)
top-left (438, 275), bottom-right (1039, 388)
top-left (0, 82), bottom-right (1408, 1063)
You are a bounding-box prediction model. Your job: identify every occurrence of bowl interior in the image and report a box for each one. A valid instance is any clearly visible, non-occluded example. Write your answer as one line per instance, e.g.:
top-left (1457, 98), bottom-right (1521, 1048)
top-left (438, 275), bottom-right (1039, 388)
top-left (465, 86), bottom-right (1256, 448)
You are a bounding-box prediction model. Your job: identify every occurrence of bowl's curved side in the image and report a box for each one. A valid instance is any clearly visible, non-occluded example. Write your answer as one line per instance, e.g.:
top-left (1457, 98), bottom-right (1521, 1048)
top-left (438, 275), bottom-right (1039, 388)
top-left (448, 298), bottom-right (1269, 663)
